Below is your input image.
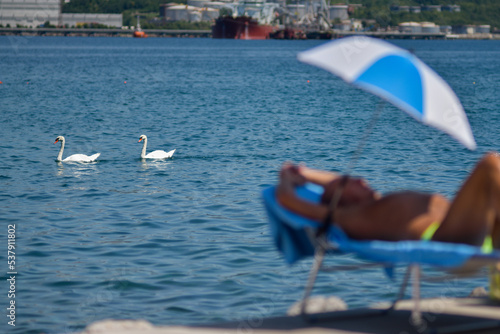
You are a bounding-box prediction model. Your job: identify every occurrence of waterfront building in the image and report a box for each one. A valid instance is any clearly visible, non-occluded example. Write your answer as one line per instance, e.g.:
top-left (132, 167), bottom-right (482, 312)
top-left (332, 20), bottom-right (350, 31)
top-left (163, 5), bottom-right (197, 21)
top-left (476, 25), bottom-right (491, 34)
top-left (331, 19), bottom-right (361, 32)
top-left (0, 0), bottom-right (121, 27)
top-left (399, 22), bottom-right (422, 33)
top-left (61, 13), bottom-right (122, 27)
top-left (453, 25), bottom-right (475, 34)
top-left (160, 3), bottom-right (218, 22)
top-left (421, 22), bottom-right (439, 34)
top-left (160, 3), bottom-right (176, 17)
top-left (440, 25), bottom-right (452, 34)
top-left (0, 0), bottom-right (60, 27)
top-left (329, 4), bottom-right (348, 21)
top-left (442, 5), bottom-right (460, 12)
top-left (391, 4), bottom-right (461, 14)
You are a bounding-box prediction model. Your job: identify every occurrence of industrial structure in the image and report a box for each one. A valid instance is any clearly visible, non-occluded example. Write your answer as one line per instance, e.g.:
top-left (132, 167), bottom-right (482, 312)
top-left (0, 0), bottom-right (493, 38)
top-left (390, 4), bottom-right (461, 13)
top-left (0, 0), bottom-right (122, 28)
top-left (159, 0), bottom-right (350, 24)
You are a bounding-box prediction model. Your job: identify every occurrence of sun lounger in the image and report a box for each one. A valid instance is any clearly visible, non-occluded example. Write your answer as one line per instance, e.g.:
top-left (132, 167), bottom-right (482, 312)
top-left (262, 183), bottom-right (500, 324)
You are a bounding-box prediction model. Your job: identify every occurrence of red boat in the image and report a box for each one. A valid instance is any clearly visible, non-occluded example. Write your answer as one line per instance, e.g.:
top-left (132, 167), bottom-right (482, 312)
top-left (133, 15), bottom-right (147, 38)
top-left (133, 29), bottom-right (147, 38)
top-left (212, 15), bottom-right (275, 40)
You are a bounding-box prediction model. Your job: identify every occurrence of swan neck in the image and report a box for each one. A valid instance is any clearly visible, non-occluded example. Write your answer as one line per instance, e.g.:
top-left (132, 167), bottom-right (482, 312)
top-left (141, 137), bottom-right (147, 158)
top-left (57, 139), bottom-right (65, 161)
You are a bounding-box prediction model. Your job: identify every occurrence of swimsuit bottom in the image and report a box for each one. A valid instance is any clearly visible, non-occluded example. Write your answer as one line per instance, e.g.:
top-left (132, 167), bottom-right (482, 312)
top-left (421, 221), bottom-right (493, 254)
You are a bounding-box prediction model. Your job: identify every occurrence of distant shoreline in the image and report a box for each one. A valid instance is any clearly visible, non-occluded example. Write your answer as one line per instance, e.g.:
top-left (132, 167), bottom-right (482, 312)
top-left (0, 27), bottom-right (211, 38)
top-left (0, 27), bottom-right (499, 40)
top-left (334, 31), bottom-right (500, 40)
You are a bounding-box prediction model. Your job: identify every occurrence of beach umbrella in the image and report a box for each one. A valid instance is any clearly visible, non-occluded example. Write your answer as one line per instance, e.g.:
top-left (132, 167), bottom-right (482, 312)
top-left (297, 36), bottom-right (476, 150)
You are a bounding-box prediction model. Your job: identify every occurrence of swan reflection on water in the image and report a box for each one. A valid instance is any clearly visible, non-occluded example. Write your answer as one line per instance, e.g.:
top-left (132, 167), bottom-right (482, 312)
top-left (139, 159), bottom-right (174, 172)
top-left (56, 160), bottom-right (100, 178)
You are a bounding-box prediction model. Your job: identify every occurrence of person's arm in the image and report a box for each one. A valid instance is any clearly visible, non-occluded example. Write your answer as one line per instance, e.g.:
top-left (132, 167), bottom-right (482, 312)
top-left (298, 166), bottom-right (341, 187)
top-left (276, 163), bottom-right (330, 221)
top-left (291, 165), bottom-right (345, 206)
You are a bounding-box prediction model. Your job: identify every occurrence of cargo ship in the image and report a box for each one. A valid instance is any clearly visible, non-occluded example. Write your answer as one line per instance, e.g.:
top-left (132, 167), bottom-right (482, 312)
top-left (212, 0), bottom-right (279, 40)
top-left (212, 15), bottom-right (274, 39)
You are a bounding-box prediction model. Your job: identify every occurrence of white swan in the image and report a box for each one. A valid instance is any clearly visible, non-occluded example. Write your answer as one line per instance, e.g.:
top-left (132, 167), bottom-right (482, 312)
top-left (54, 136), bottom-right (100, 162)
top-left (138, 135), bottom-right (175, 159)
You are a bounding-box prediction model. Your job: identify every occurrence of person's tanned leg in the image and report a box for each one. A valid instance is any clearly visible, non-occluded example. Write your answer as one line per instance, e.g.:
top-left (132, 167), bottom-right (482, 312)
top-left (433, 153), bottom-right (500, 247)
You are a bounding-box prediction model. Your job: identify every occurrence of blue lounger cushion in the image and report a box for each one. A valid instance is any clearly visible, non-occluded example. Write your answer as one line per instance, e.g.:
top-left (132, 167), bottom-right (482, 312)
top-left (263, 183), bottom-right (500, 266)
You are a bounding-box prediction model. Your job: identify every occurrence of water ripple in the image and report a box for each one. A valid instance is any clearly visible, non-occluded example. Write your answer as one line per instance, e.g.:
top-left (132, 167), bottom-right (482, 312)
top-left (0, 37), bottom-right (498, 334)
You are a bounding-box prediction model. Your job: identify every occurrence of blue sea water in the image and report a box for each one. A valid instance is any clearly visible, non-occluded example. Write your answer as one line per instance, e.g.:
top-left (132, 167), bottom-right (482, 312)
top-left (0, 36), bottom-right (499, 334)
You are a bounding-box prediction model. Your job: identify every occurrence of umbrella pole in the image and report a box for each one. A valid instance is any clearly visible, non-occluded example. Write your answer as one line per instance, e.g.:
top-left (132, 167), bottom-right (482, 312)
top-left (323, 101), bottom-right (385, 223)
top-left (310, 101), bottom-right (386, 312)
top-left (346, 100), bottom-right (385, 175)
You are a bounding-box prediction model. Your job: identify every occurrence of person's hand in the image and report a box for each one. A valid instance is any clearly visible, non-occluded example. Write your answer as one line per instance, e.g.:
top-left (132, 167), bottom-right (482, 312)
top-left (279, 162), bottom-right (306, 187)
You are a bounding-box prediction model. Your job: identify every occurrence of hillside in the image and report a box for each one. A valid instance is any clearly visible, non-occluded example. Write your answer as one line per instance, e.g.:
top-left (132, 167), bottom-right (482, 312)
top-left (344, 0), bottom-right (500, 28)
top-left (62, 0), bottom-right (500, 29)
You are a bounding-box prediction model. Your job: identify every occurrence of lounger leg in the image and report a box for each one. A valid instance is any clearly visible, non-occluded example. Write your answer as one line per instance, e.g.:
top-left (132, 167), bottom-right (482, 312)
top-left (300, 247), bottom-right (326, 319)
top-left (388, 265), bottom-right (412, 313)
top-left (388, 265), bottom-right (423, 326)
top-left (411, 265), bottom-right (423, 326)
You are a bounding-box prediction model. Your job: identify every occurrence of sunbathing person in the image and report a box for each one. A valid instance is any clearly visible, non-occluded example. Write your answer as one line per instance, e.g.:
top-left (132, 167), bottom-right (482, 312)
top-left (276, 152), bottom-right (500, 251)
